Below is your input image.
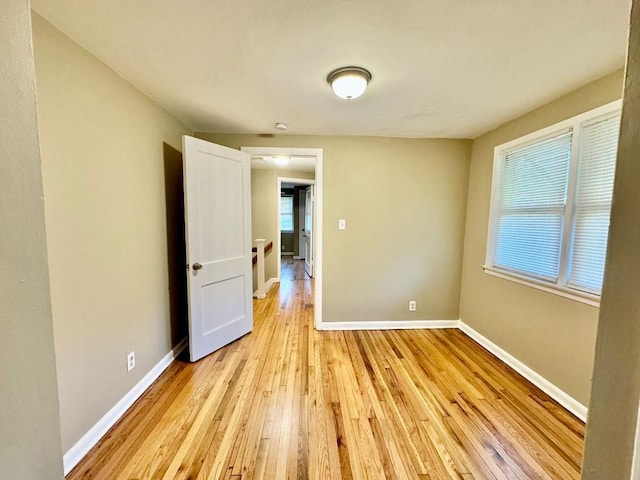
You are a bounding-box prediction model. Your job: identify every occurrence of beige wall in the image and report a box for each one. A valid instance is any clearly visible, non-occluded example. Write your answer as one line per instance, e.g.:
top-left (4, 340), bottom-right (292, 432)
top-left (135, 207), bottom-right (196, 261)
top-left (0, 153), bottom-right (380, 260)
top-left (583, 1), bottom-right (640, 476)
top-left (33, 14), bottom-right (192, 452)
top-left (198, 133), bottom-right (471, 322)
top-left (459, 69), bottom-right (624, 406)
top-left (0, 2), bottom-right (64, 478)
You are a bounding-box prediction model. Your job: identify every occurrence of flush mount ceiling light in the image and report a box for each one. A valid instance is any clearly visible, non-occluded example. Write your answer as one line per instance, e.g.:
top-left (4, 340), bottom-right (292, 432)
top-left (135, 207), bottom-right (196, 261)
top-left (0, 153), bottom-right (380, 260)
top-left (274, 156), bottom-right (290, 166)
top-left (327, 66), bottom-right (372, 100)
top-left (274, 122), bottom-right (288, 131)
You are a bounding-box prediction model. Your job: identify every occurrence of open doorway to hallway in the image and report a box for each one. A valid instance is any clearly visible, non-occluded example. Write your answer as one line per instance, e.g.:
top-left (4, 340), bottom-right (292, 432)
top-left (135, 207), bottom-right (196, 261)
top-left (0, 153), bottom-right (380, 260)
top-left (242, 147), bottom-right (323, 328)
top-left (279, 178), bottom-right (315, 279)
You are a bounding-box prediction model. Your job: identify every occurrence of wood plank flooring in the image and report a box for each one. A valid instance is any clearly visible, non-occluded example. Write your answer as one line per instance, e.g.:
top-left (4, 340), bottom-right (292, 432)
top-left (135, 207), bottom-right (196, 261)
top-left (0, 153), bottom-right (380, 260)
top-left (67, 258), bottom-right (584, 479)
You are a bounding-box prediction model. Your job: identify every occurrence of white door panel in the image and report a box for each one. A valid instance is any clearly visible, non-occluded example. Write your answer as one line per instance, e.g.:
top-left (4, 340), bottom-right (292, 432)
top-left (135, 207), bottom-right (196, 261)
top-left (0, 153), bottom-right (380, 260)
top-left (183, 135), bottom-right (253, 362)
top-left (200, 276), bottom-right (246, 334)
top-left (195, 152), bottom-right (245, 262)
top-left (304, 186), bottom-right (314, 277)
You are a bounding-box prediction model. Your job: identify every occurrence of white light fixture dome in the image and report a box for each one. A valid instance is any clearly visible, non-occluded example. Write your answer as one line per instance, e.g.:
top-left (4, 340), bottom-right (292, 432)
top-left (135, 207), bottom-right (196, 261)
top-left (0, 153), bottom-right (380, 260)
top-left (327, 66), bottom-right (372, 100)
top-left (274, 156), bottom-right (290, 166)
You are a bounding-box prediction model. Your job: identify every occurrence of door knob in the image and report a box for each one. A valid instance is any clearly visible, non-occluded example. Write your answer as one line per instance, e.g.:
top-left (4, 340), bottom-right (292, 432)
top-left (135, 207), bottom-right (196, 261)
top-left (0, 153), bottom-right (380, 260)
top-left (193, 262), bottom-right (203, 271)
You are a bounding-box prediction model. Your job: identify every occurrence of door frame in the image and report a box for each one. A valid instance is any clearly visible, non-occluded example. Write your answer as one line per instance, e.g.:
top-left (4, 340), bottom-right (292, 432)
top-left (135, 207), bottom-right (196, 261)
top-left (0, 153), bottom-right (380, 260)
top-left (241, 147), bottom-right (323, 329)
top-left (278, 177), bottom-right (315, 278)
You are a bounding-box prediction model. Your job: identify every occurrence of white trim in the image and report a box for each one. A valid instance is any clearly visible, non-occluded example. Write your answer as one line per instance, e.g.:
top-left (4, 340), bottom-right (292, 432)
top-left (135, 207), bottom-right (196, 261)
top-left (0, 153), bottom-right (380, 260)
top-left (62, 338), bottom-right (188, 475)
top-left (61, 318), bottom-right (589, 475)
top-left (253, 277), bottom-right (278, 298)
top-left (276, 176), bottom-right (316, 185)
top-left (313, 154), bottom-right (323, 328)
top-left (494, 100), bottom-right (622, 154)
top-left (316, 320), bottom-right (460, 331)
top-left (483, 265), bottom-right (600, 307)
top-left (458, 321), bottom-right (588, 422)
top-left (631, 404), bottom-right (640, 480)
top-left (316, 317), bottom-right (588, 421)
top-left (293, 255), bottom-right (303, 260)
top-left (485, 99), bottom-right (622, 300)
top-left (241, 147), bottom-right (322, 162)
top-left (241, 146), bottom-right (323, 328)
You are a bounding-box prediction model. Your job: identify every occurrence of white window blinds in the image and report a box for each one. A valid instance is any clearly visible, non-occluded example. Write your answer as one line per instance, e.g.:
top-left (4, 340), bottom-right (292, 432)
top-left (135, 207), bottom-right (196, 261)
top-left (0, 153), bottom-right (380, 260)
top-left (280, 196), bottom-right (294, 232)
top-left (567, 115), bottom-right (621, 293)
top-left (493, 133), bottom-right (572, 280)
top-left (486, 101), bottom-right (621, 302)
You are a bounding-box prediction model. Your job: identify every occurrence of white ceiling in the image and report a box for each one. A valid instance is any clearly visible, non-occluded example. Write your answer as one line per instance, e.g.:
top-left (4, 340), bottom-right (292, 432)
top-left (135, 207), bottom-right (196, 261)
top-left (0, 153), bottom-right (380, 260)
top-left (32, 0), bottom-right (631, 139)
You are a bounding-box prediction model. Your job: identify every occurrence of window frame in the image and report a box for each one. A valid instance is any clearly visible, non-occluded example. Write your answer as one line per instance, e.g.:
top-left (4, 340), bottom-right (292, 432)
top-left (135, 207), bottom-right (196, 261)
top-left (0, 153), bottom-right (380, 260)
top-left (484, 99), bottom-right (622, 307)
top-left (280, 194), bottom-right (295, 233)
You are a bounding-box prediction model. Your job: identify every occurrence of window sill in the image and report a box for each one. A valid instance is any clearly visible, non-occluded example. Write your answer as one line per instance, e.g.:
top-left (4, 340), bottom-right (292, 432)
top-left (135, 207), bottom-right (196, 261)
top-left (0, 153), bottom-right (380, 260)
top-left (482, 265), bottom-right (600, 308)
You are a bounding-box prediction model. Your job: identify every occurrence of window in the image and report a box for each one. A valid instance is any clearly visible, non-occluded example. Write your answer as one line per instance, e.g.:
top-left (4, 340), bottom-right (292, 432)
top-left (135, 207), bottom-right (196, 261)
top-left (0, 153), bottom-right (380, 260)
top-left (485, 101), bottom-right (621, 304)
top-left (280, 195), bottom-right (294, 232)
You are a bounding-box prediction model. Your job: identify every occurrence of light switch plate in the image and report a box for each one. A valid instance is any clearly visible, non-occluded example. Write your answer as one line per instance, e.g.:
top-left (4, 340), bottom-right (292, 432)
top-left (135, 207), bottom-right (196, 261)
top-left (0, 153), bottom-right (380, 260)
top-left (339, 219), bottom-right (346, 230)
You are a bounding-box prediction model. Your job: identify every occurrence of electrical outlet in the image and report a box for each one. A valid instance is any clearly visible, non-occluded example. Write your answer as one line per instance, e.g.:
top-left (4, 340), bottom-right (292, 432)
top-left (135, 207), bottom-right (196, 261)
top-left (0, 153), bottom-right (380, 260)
top-left (409, 300), bottom-right (416, 312)
top-left (127, 351), bottom-right (135, 372)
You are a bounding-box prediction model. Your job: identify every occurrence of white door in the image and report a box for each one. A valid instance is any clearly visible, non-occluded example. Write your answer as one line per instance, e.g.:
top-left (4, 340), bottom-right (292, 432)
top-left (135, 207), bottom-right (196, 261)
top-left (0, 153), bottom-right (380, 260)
top-left (304, 186), bottom-right (314, 277)
top-left (183, 135), bottom-right (253, 362)
top-left (297, 189), bottom-right (306, 259)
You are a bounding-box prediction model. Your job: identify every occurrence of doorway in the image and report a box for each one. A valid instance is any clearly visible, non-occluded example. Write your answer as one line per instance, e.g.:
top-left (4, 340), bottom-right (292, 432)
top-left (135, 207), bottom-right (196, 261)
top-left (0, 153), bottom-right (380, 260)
top-left (278, 178), bottom-right (315, 280)
top-left (241, 147), bottom-right (323, 328)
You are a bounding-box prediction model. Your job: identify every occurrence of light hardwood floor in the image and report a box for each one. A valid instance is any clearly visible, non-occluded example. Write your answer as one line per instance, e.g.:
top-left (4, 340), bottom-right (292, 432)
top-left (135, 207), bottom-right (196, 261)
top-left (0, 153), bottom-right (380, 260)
top-left (67, 258), bottom-right (584, 479)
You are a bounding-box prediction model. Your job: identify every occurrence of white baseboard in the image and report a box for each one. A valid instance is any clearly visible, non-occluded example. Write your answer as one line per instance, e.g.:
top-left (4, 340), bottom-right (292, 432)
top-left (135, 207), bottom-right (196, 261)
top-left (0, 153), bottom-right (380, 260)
top-left (458, 321), bottom-right (587, 422)
top-left (293, 256), bottom-right (303, 260)
top-left (61, 319), bottom-right (587, 475)
top-left (316, 319), bottom-right (460, 331)
top-left (316, 318), bottom-right (587, 421)
top-left (253, 277), bottom-right (279, 298)
top-left (62, 337), bottom-right (188, 475)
